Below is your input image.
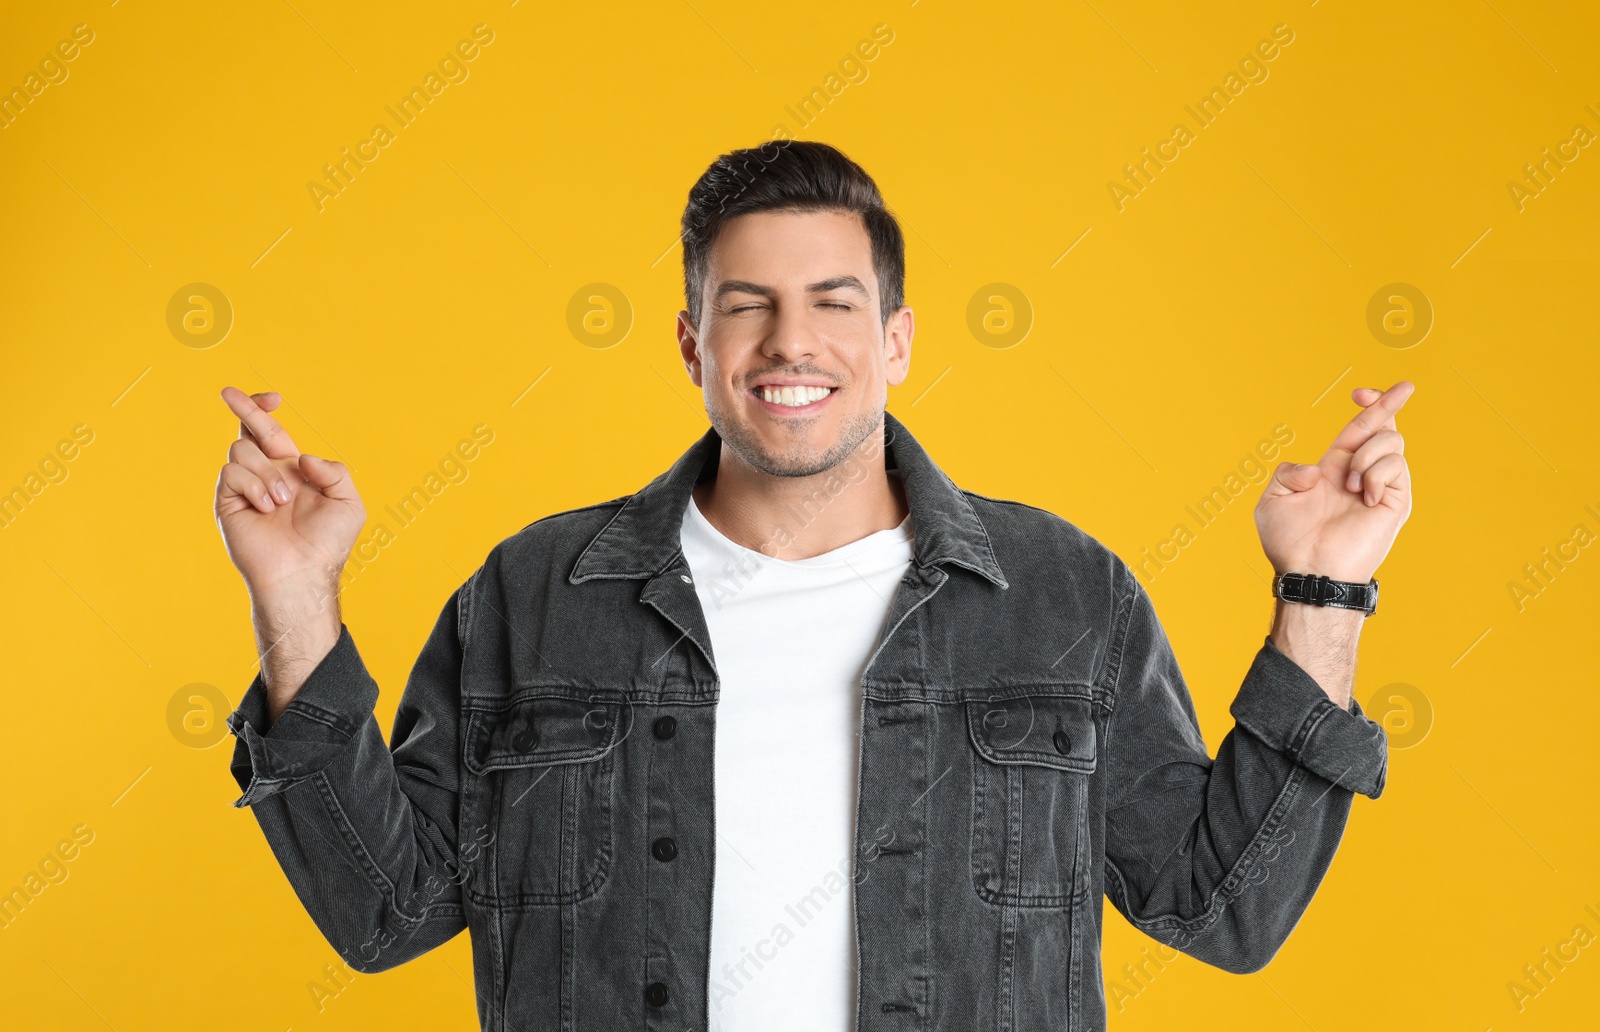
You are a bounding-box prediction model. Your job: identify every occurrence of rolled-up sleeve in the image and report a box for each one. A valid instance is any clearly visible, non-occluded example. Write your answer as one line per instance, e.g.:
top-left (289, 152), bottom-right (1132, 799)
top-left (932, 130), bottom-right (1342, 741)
top-left (1101, 561), bottom-right (1388, 975)
top-left (1230, 634), bottom-right (1387, 799)
top-left (223, 579), bottom-right (474, 973)
top-left (226, 625), bottom-right (378, 808)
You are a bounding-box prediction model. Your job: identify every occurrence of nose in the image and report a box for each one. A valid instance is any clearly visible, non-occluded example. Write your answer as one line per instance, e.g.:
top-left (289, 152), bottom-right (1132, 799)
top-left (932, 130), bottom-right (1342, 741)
top-left (760, 299), bottom-right (820, 366)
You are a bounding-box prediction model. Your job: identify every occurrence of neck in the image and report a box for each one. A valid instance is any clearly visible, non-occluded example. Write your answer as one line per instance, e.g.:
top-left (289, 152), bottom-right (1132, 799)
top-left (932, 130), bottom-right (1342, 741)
top-left (691, 425), bottom-right (909, 561)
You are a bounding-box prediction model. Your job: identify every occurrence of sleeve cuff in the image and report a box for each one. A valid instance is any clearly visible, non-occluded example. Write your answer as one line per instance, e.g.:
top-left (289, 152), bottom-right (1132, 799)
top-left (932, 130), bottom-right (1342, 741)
top-left (225, 624), bottom-right (379, 808)
top-left (1229, 634), bottom-right (1389, 799)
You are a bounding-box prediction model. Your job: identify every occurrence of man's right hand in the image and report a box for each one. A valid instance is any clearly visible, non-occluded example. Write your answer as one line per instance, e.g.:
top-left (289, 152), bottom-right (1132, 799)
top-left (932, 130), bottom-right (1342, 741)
top-left (214, 386), bottom-right (366, 722)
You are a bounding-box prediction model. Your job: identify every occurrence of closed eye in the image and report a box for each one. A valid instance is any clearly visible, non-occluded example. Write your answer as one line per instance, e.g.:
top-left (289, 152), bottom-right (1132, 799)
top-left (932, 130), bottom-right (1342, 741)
top-left (727, 302), bottom-right (854, 313)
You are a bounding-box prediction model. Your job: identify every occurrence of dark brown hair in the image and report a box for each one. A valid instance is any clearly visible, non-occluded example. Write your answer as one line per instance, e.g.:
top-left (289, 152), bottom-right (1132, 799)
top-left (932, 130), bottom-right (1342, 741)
top-left (680, 140), bottom-right (906, 329)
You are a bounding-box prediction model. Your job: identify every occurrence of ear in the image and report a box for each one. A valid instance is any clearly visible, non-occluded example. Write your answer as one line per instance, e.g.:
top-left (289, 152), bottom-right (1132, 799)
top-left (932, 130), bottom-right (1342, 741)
top-left (883, 305), bottom-right (914, 387)
top-left (676, 310), bottom-right (704, 388)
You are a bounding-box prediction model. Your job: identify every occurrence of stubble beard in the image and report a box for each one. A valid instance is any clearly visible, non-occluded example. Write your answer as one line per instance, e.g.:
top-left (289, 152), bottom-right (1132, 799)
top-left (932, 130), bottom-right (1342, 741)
top-left (706, 387), bottom-right (885, 480)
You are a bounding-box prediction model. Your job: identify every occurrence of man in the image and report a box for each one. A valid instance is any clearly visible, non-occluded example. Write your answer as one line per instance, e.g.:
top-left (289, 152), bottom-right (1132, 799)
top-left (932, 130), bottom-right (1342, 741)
top-left (215, 140), bottom-right (1412, 1031)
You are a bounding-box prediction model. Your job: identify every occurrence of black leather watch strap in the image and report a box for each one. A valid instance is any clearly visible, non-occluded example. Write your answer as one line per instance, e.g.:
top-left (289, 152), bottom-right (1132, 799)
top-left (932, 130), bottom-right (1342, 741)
top-left (1273, 573), bottom-right (1379, 616)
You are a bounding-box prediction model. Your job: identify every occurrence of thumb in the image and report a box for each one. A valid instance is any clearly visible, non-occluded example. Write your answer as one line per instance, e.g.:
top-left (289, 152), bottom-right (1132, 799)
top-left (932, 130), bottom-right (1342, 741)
top-left (1274, 461), bottom-right (1322, 494)
top-left (298, 453), bottom-right (358, 501)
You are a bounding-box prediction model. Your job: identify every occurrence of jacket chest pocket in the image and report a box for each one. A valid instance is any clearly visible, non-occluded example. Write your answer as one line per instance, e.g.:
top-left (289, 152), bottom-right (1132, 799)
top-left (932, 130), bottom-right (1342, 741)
top-left (462, 692), bottom-right (626, 907)
top-left (966, 693), bottom-right (1098, 908)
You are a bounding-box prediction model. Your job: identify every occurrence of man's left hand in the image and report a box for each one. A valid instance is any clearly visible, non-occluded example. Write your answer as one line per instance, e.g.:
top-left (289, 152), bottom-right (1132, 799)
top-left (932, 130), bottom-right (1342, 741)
top-left (1255, 380), bottom-right (1416, 583)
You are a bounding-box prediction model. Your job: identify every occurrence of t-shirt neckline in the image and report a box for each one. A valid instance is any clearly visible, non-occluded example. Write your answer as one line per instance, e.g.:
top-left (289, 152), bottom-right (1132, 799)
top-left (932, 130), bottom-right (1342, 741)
top-left (684, 494), bottom-right (913, 570)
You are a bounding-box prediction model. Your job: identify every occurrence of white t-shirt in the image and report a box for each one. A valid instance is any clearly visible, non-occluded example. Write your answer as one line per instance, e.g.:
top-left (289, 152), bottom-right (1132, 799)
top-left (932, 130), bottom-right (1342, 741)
top-left (679, 489), bottom-right (916, 1030)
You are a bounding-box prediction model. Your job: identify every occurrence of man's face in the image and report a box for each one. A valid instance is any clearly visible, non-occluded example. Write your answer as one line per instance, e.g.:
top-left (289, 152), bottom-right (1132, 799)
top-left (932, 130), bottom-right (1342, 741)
top-left (677, 209), bottom-right (913, 478)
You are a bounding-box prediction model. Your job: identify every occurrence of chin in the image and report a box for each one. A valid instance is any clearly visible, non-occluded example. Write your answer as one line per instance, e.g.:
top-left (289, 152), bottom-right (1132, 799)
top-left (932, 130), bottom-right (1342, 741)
top-left (732, 423), bottom-right (839, 478)
top-left (710, 400), bottom-right (883, 480)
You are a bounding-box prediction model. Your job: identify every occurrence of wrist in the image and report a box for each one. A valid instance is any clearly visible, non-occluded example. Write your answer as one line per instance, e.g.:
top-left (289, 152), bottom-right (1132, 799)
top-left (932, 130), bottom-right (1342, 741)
top-left (1270, 600), bottom-right (1363, 710)
top-left (250, 577), bottom-right (342, 654)
top-left (1272, 596), bottom-right (1365, 637)
top-left (1273, 558), bottom-right (1374, 583)
top-left (250, 595), bottom-right (342, 722)
top-left (249, 569), bottom-right (342, 616)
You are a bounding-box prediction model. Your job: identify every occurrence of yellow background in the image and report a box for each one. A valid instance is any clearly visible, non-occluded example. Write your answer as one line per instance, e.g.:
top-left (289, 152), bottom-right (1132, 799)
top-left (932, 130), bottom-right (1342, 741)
top-left (2, 0), bottom-right (1597, 1028)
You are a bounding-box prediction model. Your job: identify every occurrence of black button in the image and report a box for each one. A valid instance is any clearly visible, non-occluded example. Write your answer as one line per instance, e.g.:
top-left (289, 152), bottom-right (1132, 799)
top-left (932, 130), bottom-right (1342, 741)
top-left (653, 715), bottom-right (678, 740)
top-left (644, 981), bottom-right (669, 1007)
top-left (651, 837), bottom-right (677, 862)
top-left (513, 727), bottom-right (539, 752)
top-left (1052, 729), bottom-right (1071, 755)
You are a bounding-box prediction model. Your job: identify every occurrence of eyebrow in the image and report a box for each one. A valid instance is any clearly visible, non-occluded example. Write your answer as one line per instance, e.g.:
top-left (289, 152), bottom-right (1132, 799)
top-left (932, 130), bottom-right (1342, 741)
top-left (712, 275), bottom-right (871, 302)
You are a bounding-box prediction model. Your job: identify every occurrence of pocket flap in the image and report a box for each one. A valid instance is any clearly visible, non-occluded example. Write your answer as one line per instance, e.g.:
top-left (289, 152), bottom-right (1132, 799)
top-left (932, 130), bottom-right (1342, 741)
top-left (465, 693), bottom-right (626, 775)
top-left (966, 694), bottom-right (1097, 773)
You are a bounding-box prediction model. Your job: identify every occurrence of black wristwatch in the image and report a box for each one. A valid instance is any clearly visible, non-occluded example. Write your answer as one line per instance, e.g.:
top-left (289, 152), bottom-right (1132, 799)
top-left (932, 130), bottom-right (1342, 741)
top-left (1272, 572), bottom-right (1379, 616)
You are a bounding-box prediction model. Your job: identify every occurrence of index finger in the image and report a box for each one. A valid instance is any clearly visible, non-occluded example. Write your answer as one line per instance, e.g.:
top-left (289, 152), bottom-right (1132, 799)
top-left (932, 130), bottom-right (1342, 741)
top-left (235, 391), bottom-right (282, 441)
top-left (1325, 380), bottom-right (1415, 457)
top-left (220, 386), bottom-right (299, 460)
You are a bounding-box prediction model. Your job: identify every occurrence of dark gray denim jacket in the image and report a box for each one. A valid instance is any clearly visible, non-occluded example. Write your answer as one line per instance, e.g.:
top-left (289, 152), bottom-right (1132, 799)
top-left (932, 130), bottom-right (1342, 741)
top-left (226, 410), bottom-right (1387, 1031)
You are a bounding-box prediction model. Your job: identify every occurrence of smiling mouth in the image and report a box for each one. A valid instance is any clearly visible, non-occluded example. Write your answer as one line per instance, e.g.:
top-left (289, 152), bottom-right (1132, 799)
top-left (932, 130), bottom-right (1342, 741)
top-left (749, 385), bottom-right (836, 410)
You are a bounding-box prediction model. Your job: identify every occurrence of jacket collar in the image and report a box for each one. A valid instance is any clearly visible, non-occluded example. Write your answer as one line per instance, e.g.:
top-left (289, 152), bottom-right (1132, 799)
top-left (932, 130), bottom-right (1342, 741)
top-left (569, 410), bottom-right (1008, 589)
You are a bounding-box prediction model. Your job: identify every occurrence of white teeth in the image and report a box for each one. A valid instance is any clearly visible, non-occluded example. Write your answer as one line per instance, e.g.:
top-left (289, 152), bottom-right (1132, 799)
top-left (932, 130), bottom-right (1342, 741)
top-left (759, 385), bottom-right (832, 407)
